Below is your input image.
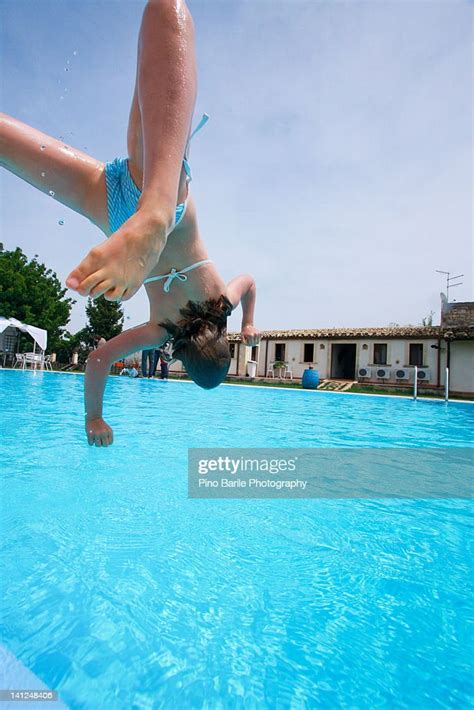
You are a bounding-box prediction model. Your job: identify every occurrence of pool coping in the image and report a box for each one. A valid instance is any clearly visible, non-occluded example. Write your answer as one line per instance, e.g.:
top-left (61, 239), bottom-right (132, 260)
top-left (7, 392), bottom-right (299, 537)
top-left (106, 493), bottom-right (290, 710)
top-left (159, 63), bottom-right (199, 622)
top-left (1, 367), bottom-right (474, 404)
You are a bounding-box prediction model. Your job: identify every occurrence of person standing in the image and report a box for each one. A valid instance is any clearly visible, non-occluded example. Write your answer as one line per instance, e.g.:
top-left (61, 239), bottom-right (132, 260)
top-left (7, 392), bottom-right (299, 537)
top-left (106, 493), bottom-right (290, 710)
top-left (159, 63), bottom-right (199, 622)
top-left (141, 348), bottom-right (154, 377)
top-left (158, 342), bottom-right (171, 379)
top-left (160, 352), bottom-right (170, 379)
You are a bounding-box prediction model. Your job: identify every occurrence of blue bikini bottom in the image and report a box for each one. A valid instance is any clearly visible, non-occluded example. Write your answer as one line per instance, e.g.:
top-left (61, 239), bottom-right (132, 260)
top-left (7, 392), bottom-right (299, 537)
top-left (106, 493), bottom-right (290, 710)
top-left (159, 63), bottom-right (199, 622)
top-left (104, 157), bottom-right (186, 234)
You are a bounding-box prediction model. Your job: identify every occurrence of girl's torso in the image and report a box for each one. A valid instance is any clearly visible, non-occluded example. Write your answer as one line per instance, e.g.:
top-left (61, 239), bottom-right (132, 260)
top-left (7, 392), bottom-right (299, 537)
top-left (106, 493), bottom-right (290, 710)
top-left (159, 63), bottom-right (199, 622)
top-left (144, 195), bottom-right (228, 325)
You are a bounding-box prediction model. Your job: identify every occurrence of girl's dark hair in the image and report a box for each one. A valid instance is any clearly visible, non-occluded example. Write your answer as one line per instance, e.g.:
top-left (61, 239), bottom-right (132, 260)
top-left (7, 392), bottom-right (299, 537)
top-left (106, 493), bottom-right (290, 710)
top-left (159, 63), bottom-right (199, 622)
top-left (159, 295), bottom-right (233, 389)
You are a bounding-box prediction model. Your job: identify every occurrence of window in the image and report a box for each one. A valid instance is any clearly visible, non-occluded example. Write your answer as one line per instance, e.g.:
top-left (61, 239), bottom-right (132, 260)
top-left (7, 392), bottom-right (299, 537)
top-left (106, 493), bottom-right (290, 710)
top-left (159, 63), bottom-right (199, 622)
top-left (251, 345), bottom-right (259, 361)
top-left (409, 343), bottom-right (423, 366)
top-left (229, 343), bottom-right (236, 359)
top-left (275, 343), bottom-right (286, 362)
top-left (2, 333), bottom-right (17, 353)
top-left (373, 343), bottom-right (387, 365)
top-left (303, 343), bottom-right (314, 362)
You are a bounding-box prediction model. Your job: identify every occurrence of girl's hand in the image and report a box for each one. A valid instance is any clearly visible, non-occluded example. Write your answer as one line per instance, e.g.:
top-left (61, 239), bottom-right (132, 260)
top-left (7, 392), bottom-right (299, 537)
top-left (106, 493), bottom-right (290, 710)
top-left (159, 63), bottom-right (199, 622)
top-left (85, 417), bottom-right (114, 447)
top-left (241, 325), bottom-right (261, 346)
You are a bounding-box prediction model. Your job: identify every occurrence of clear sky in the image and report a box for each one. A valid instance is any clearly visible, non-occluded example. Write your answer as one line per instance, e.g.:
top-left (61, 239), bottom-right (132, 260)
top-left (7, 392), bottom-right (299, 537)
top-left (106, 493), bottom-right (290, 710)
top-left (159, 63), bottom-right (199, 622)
top-left (1, 0), bottom-right (472, 333)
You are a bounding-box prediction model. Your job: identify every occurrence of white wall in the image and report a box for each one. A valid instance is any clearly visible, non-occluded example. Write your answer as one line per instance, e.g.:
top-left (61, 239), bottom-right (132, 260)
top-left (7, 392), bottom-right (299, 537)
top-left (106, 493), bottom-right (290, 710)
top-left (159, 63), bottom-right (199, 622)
top-left (448, 341), bottom-right (474, 393)
top-left (254, 337), bottom-right (445, 384)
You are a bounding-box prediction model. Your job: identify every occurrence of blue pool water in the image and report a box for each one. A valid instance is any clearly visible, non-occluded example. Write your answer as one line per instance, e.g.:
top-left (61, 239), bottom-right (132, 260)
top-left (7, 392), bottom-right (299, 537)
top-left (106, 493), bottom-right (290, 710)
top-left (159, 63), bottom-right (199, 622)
top-left (1, 370), bottom-right (473, 709)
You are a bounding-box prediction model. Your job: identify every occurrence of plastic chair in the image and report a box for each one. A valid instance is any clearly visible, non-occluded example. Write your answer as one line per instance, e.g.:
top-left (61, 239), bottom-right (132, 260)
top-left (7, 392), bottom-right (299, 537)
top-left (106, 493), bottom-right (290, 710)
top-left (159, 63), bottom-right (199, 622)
top-left (266, 362), bottom-right (275, 378)
top-left (23, 352), bottom-right (43, 370)
top-left (13, 353), bottom-right (25, 369)
top-left (282, 363), bottom-right (293, 380)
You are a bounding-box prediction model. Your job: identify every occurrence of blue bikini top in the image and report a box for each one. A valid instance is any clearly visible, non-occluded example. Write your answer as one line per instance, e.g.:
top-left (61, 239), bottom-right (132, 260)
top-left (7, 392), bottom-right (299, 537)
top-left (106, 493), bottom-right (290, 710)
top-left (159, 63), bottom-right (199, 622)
top-left (182, 112), bottom-right (209, 184)
top-left (174, 112), bottom-right (209, 227)
top-left (143, 258), bottom-right (213, 291)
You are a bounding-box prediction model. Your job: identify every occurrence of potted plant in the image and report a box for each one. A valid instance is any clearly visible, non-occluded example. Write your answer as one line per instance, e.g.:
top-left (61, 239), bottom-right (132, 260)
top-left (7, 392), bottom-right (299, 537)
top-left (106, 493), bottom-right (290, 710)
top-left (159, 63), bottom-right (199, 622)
top-left (273, 360), bottom-right (286, 378)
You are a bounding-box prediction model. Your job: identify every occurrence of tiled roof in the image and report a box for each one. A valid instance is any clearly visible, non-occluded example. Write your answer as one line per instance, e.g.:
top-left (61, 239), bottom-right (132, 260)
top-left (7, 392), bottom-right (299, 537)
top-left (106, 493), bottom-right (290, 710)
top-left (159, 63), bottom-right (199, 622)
top-left (227, 325), bottom-right (474, 342)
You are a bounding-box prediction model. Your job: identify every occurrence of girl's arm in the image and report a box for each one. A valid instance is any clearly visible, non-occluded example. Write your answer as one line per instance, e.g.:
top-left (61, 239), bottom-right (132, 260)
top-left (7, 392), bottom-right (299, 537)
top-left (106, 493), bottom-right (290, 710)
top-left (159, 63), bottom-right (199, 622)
top-left (226, 275), bottom-right (261, 345)
top-left (85, 322), bottom-right (168, 446)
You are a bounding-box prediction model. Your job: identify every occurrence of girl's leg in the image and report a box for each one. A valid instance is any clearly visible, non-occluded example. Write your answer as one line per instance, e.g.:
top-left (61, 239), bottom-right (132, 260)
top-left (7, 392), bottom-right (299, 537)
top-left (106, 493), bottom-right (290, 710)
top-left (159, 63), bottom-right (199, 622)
top-left (66, 0), bottom-right (197, 302)
top-left (126, 85), bottom-right (189, 208)
top-left (0, 113), bottom-right (109, 235)
top-left (130, 0), bottom-right (197, 215)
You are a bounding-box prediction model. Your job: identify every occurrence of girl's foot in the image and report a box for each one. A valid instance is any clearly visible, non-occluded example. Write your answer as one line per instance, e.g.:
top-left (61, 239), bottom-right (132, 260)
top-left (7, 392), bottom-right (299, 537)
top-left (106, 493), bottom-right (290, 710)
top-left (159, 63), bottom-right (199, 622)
top-left (66, 209), bottom-right (168, 301)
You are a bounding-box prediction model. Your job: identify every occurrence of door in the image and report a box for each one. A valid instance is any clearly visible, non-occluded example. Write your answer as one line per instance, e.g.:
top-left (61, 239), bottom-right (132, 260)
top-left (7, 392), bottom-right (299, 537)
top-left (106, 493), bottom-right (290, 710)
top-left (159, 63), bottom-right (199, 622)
top-left (331, 343), bottom-right (357, 379)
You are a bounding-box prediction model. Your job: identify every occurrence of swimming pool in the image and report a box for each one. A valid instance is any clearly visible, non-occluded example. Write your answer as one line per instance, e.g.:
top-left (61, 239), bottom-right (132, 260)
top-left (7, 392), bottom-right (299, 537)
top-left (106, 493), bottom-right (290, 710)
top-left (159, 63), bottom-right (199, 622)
top-left (1, 370), bottom-right (473, 708)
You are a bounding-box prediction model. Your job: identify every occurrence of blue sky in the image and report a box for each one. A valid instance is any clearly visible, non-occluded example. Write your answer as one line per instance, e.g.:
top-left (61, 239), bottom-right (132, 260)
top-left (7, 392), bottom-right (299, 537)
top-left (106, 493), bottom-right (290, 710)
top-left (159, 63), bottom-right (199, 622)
top-left (1, 0), bottom-right (472, 333)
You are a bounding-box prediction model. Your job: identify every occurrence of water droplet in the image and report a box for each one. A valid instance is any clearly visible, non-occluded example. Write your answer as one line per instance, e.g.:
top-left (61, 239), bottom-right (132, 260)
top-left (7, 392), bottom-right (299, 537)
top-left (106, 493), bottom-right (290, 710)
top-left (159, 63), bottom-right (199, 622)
top-left (49, 190), bottom-right (55, 196)
top-left (40, 145), bottom-right (46, 151)
top-left (58, 219), bottom-right (64, 225)
top-left (41, 172), bottom-right (46, 177)
top-left (73, 51), bottom-right (77, 56)
top-left (97, 358), bottom-right (101, 363)
top-left (64, 88), bottom-right (68, 93)
top-left (66, 59), bottom-right (70, 64)
top-left (64, 67), bottom-right (69, 72)
top-left (60, 96), bottom-right (64, 100)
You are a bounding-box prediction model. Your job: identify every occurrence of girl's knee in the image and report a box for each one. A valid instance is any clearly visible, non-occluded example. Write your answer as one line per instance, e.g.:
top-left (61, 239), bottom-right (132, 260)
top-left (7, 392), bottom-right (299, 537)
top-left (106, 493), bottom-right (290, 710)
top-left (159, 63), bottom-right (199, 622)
top-left (146, 0), bottom-right (180, 11)
top-left (146, 0), bottom-right (190, 21)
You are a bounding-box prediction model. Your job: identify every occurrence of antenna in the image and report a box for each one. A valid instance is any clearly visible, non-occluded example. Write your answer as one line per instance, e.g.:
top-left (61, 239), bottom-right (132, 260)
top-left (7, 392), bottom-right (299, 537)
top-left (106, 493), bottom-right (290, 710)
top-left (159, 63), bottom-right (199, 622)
top-left (435, 270), bottom-right (464, 301)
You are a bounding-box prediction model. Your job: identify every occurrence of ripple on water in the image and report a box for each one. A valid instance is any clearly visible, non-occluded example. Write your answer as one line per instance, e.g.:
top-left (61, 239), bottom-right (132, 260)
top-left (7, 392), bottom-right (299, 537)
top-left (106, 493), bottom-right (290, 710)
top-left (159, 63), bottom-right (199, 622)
top-left (1, 371), bottom-right (473, 708)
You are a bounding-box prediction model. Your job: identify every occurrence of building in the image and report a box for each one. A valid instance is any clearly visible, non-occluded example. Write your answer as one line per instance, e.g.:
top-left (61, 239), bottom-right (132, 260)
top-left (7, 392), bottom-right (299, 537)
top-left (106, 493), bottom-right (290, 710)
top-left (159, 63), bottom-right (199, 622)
top-left (187, 295), bottom-right (474, 396)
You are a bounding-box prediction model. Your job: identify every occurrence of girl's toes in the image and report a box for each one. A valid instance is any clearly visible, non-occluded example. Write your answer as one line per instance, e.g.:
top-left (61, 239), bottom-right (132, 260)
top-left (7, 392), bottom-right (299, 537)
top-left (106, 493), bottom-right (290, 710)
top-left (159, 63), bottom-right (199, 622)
top-left (104, 286), bottom-right (125, 302)
top-left (122, 287), bottom-right (136, 302)
top-left (90, 280), bottom-right (113, 300)
top-left (66, 268), bottom-right (84, 290)
top-left (77, 270), bottom-right (107, 297)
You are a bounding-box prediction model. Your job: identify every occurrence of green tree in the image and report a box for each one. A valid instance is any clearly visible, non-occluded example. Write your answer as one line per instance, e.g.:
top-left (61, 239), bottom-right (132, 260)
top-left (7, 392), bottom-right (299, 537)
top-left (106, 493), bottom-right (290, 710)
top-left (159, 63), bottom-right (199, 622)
top-left (54, 297), bottom-right (124, 366)
top-left (55, 328), bottom-right (90, 365)
top-left (85, 296), bottom-right (124, 344)
top-left (0, 243), bottom-right (74, 351)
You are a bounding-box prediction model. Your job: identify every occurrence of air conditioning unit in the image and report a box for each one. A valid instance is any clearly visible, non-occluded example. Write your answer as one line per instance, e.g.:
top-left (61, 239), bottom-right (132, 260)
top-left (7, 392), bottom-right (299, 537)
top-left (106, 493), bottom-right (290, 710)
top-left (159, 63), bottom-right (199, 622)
top-left (375, 367), bottom-right (391, 379)
top-left (416, 368), bottom-right (431, 382)
top-left (358, 367), bottom-right (371, 379)
top-left (394, 368), bottom-right (410, 380)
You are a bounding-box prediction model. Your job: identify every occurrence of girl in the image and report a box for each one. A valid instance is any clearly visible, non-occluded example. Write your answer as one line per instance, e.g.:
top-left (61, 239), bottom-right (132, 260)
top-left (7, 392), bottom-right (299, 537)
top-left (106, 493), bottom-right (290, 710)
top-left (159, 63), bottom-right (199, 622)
top-left (0, 0), bottom-right (260, 446)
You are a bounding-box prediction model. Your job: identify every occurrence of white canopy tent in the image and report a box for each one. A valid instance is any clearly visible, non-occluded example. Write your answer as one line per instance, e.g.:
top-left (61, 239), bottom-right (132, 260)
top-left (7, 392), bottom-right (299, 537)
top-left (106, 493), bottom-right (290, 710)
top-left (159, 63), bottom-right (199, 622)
top-left (0, 317), bottom-right (48, 352)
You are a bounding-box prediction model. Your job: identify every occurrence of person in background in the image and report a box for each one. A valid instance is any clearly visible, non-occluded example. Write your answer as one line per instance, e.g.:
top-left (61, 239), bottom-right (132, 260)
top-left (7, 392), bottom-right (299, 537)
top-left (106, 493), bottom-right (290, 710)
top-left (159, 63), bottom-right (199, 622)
top-left (120, 365), bottom-right (139, 378)
top-left (151, 348), bottom-right (161, 378)
top-left (159, 348), bottom-right (171, 379)
top-left (141, 348), bottom-right (155, 378)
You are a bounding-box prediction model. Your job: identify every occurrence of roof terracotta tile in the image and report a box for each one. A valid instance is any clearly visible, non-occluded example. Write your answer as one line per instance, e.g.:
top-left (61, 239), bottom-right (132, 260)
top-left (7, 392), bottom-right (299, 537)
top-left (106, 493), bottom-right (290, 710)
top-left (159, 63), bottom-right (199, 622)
top-left (227, 325), bottom-right (474, 342)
